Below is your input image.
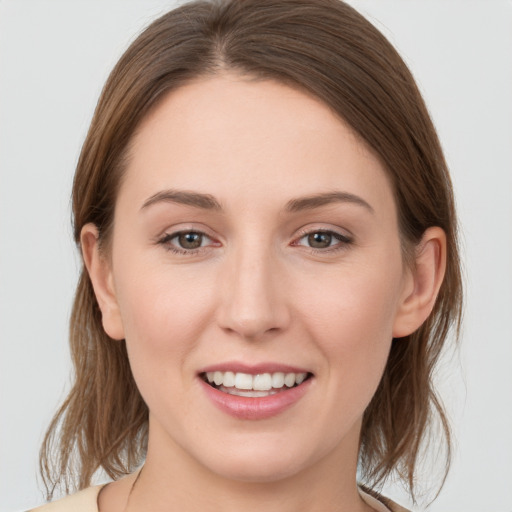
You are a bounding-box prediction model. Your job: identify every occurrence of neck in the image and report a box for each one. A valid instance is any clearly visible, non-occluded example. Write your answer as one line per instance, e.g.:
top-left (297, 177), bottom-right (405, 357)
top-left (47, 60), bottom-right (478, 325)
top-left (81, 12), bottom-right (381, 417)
top-left (123, 418), bottom-right (371, 512)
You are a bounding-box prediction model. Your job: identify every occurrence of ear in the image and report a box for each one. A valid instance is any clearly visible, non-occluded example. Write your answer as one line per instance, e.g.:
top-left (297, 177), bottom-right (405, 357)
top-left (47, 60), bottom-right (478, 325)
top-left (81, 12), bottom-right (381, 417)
top-left (392, 227), bottom-right (447, 338)
top-left (81, 223), bottom-right (125, 340)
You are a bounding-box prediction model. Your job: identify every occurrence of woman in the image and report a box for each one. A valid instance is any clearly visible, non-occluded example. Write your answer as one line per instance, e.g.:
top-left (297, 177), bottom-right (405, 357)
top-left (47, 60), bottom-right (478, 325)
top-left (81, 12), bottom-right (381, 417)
top-left (31, 0), bottom-right (462, 510)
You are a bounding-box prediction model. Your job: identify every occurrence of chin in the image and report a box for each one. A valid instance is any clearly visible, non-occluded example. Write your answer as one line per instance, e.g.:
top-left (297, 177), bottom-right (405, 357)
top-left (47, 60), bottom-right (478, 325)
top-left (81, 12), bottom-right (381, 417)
top-left (210, 456), bottom-right (307, 484)
top-left (192, 433), bottom-right (327, 484)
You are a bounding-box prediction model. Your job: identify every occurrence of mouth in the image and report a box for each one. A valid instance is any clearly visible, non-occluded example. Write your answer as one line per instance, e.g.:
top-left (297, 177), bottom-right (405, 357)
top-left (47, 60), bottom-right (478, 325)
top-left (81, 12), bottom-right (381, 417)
top-left (200, 370), bottom-right (313, 398)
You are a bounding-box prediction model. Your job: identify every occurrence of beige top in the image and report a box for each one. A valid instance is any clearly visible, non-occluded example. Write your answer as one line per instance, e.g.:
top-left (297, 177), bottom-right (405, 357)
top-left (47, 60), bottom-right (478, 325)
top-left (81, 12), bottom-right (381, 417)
top-left (27, 484), bottom-right (410, 512)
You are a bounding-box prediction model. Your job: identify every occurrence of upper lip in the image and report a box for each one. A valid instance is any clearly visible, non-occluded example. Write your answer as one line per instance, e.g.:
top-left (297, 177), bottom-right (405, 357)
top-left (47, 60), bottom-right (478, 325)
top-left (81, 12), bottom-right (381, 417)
top-left (197, 361), bottom-right (312, 375)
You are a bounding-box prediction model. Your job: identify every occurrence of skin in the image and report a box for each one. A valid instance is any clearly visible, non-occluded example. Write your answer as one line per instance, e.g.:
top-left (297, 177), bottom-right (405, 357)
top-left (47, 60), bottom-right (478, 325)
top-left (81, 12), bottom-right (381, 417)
top-left (82, 73), bottom-right (446, 512)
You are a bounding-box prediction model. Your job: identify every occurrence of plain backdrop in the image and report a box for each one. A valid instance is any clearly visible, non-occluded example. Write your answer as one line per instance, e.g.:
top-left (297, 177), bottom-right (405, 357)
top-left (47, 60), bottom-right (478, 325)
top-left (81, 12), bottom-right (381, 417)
top-left (1, 1), bottom-right (511, 511)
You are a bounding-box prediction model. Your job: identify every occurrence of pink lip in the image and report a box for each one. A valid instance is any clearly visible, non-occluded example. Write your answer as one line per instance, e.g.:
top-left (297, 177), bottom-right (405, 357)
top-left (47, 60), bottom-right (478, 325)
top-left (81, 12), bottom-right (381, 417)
top-left (198, 361), bottom-right (311, 375)
top-left (198, 374), bottom-right (313, 421)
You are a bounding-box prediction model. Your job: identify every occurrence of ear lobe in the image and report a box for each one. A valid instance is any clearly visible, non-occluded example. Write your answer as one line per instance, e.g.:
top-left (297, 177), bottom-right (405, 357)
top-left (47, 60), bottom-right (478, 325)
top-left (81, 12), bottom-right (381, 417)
top-left (392, 227), bottom-right (447, 338)
top-left (81, 223), bottom-right (125, 340)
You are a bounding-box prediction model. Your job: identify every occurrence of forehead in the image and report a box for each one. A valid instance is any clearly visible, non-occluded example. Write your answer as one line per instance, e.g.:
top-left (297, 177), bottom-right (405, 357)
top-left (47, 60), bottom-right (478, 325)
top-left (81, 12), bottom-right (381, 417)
top-left (132, 73), bottom-right (366, 160)
top-left (122, 73), bottom-right (395, 216)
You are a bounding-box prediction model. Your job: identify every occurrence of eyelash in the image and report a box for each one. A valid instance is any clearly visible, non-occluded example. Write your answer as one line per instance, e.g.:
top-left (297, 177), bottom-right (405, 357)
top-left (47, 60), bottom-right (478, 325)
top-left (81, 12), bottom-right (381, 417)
top-left (157, 230), bottom-right (217, 255)
top-left (156, 229), bottom-right (353, 256)
top-left (293, 229), bottom-right (353, 254)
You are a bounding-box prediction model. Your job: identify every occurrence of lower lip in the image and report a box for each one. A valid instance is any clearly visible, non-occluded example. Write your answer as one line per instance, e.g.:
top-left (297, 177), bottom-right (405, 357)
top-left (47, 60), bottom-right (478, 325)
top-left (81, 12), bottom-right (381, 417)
top-left (199, 377), bottom-right (313, 420)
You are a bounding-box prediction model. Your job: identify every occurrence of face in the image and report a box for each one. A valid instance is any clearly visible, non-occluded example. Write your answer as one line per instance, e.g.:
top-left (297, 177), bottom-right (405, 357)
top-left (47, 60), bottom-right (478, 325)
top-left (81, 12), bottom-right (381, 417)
top-left (89, 74), bottom-right (417, 483)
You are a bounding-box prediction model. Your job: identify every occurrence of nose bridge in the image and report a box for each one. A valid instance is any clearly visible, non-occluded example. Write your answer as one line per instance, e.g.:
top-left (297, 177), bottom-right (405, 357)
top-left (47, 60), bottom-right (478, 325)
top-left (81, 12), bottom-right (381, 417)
top-left (217, 235), bottom-right (289, 339)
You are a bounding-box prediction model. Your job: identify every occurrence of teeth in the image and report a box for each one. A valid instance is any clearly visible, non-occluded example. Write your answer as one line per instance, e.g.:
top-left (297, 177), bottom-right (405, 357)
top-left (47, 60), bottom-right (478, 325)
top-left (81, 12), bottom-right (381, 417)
top-left (284, 373), bottom-right (296, 387)
top-left (223, 371), bottom-right (235, 387)
top-left (204, 371), bottom-right (308, 391)
top-left (271, 372), bottom-right (285, 388)
top-left (253, 373), bottom-right (272, 391)
top-left (235, 372), bottom-right (253, 390)
top-left (221, 388), bottom-right (279, 397)
top-left (295, 373), bottom-right (306, 385)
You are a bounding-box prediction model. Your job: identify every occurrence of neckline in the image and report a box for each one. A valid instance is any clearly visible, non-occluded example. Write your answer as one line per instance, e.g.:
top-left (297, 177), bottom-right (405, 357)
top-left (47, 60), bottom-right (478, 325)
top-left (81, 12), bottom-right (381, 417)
top-left (358, 488), bottom-right (393, 512)
top-left (93, 484), bottom-right (393, 512)
top-left (91, 472), bottom-right (396, 512)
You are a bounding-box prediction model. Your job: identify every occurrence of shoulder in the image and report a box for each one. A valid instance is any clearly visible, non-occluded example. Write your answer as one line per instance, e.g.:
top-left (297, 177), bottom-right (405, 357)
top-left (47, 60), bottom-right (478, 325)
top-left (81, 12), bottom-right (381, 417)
top-left (27, 484), bottom-right (105, 512)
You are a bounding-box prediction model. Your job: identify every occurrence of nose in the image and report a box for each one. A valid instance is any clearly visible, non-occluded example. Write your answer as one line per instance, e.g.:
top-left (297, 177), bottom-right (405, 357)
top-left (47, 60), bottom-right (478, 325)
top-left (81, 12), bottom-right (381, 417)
top-left (216, 244), bottom-right (291, 340)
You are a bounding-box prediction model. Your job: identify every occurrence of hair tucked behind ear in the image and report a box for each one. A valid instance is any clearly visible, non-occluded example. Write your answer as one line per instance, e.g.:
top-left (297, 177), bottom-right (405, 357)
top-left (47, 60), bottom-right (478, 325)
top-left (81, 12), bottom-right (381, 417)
top-left (40, 0), bottom-right (462, 503)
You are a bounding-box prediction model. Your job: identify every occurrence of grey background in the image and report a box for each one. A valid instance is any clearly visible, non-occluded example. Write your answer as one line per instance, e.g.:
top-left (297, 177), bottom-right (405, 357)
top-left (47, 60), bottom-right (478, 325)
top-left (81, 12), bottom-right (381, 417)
top-left (1, 1), bottom-right (511, 510)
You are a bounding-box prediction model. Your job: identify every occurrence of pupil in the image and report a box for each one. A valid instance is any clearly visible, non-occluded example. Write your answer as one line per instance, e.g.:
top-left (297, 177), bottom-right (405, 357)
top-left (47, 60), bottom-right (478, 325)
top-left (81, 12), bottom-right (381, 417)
top-left (179, 232), bottom-right (202, 249)
top-left (308, 232), bottom-right (331, 248)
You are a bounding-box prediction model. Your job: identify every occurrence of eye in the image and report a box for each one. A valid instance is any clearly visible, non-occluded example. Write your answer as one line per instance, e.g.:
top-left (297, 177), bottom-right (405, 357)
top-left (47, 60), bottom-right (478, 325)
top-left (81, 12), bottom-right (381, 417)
top-left (158, 230), bottom-right (216, 254)
top-left (294, 230), bottom-right (352, 250)
top-left (305, 232), bottom-right (335, 249)
top-left (175, 231), bottom-right (206, 249)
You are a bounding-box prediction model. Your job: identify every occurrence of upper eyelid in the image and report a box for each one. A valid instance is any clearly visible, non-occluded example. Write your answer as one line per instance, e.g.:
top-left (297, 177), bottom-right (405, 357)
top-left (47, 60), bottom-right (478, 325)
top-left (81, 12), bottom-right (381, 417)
top-left (294, 225), bottom-right (353, 240)
top-left (162, 229), bottom-right (210, 238)
top-left (157, 225), bottom-right (216, 240)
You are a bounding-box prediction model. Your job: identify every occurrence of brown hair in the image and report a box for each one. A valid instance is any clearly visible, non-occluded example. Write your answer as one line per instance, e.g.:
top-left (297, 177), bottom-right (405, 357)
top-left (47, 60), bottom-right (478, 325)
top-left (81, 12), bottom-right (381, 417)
top-left (40, 0), bottom-right (463, 503)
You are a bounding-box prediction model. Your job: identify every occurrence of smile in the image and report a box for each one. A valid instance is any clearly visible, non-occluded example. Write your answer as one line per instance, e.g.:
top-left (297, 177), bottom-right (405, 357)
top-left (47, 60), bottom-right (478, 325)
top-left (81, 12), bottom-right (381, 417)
top-left (202, 371), bottom-right (309, 397)
top-left (199, 368), bottom-right (314, 420)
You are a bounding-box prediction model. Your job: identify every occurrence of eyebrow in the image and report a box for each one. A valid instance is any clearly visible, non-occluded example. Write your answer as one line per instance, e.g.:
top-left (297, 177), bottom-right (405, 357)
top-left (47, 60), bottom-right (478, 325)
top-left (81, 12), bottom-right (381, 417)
top-left (140, 188), bottom-right (374, 214)
top-left (285, 191), bottom-right (374, 214)
top-left (141, 189), bottom-right (222, 211)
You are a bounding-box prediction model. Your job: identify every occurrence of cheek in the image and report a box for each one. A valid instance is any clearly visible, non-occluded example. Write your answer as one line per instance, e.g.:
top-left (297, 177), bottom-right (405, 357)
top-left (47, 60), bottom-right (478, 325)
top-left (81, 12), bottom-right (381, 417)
top-left (296, 257), bottom-right (404, 391)
top-left (299, 263), bottom-right (402, 345)
top-left (112, 256), bottom-right (216, 386)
